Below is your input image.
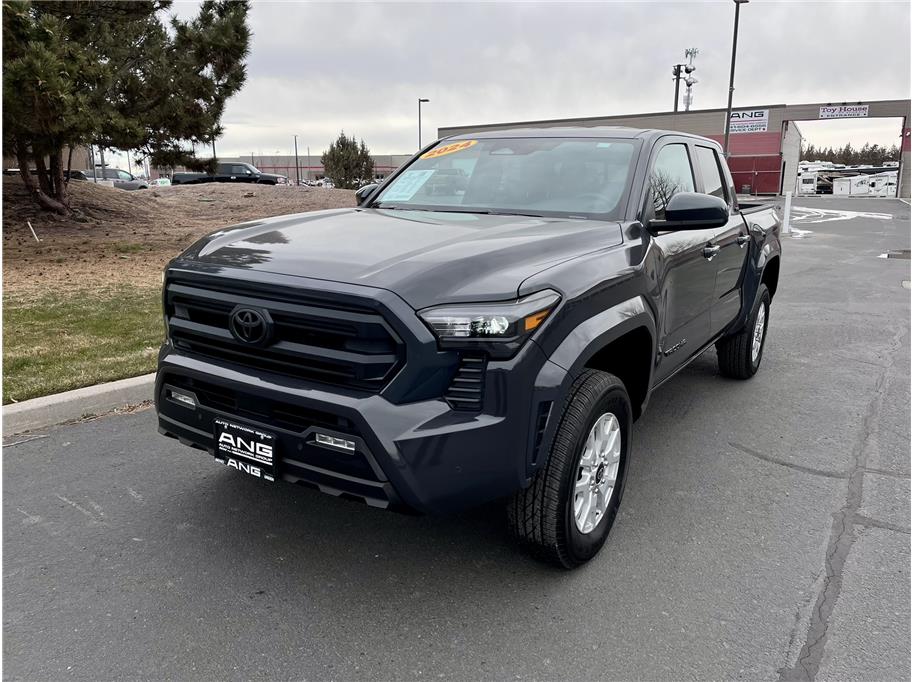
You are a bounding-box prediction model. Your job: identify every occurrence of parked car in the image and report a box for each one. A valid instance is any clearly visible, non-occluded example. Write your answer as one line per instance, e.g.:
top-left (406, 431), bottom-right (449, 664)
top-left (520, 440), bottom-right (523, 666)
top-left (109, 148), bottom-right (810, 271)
top-left (156, 128), bottom-right (782, 568)
top-left (72, 168), bottom-right (149, 190)
top-left (171, 162), bottom-right (283, 186)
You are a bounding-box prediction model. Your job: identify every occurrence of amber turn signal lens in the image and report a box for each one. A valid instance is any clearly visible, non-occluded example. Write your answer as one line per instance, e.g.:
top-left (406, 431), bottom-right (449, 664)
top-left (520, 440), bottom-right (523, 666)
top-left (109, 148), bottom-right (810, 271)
top-left (523, 309), bottom-right (552, 332)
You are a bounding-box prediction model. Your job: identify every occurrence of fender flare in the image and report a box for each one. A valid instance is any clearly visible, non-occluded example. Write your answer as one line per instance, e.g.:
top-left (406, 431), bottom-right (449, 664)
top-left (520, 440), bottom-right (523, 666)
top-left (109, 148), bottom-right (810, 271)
top-left (546, 295), bottom-right (656, 379)
top-left (525, 296), bottom-right (656, 478)
top-left (732, 236), bottom-right (782, 334)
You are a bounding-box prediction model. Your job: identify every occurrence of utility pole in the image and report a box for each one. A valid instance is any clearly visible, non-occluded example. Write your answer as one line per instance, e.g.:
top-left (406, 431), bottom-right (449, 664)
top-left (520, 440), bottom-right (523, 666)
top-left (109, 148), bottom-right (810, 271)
top-left (293, 135), bottom-right (300, 186)
top-left (251, 152), bottom-right (255, 166)
top-left (418, 98), bottom-right (430, 149)
top-left (723, 0), bottom-right (750, 157)
top-left (307, 146), bottom-right (311, 181)
top-left (672, 64), bottom-right (685, 112)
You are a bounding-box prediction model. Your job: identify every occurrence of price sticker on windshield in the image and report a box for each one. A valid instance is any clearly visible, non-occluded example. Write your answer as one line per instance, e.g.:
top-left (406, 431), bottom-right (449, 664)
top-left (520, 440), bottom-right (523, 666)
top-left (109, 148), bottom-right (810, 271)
top-left (421, 140), bottom-right (478, 160)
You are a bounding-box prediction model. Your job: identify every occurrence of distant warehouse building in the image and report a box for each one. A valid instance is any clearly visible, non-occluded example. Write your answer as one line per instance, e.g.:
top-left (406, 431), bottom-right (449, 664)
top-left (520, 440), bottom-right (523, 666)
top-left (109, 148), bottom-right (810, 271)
top-left (438, 99), bottom-right (911, 197)
top-left (218, 153), bottom-right (414, 182)
top-left (148, 153), bottom-right (413, 183)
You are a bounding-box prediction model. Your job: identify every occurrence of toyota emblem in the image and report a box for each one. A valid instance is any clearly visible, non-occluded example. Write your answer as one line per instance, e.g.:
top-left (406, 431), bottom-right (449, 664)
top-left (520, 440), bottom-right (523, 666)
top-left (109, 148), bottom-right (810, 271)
top-left (229, 307), bottom-right (272, 345)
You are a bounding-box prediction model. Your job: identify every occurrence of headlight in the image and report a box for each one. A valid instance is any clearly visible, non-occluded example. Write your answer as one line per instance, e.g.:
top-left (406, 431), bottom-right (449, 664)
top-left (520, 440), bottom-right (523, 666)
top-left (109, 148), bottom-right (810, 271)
top-left (418, 290), bottom-right (560, 358)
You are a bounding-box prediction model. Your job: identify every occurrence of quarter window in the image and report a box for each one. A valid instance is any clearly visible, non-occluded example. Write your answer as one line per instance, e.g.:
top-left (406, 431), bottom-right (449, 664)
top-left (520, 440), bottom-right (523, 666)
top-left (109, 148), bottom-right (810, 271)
top-left (695, 146), bottom-right (727, 202)
top-left (649, 144), bottom-right (695, 219)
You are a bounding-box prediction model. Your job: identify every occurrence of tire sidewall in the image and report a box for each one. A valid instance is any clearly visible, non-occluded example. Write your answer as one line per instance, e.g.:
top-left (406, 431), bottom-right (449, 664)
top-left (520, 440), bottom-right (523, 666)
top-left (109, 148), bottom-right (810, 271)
top-left (561, 386), bottom-right (632, 564)
top-left (750, 285), bottom-right (771, 372)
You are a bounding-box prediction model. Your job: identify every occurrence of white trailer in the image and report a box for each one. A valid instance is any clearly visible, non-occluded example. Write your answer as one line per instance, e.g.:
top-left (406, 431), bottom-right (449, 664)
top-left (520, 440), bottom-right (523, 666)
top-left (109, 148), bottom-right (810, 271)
top-left (870, 171), bottom-right (898, 197)
top-left (797, 171), bottom-right (818, 194)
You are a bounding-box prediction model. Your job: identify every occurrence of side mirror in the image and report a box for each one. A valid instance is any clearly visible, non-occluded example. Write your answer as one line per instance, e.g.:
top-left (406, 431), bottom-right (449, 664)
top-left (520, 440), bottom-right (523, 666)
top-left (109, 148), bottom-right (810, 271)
top-left (648, 192), bottom-right (729, 231)
top-left (355, 183), bottom-right (379, 206)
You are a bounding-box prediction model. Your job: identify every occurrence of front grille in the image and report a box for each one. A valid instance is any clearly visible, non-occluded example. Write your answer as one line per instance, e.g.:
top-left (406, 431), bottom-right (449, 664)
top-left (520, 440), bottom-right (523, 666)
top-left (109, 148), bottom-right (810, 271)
top-left (165, 374), bottom-right (353, 434)
top-left (166, 279), bottom-right (404, 393)
top-left (444, 355), bottom-right (487, 410)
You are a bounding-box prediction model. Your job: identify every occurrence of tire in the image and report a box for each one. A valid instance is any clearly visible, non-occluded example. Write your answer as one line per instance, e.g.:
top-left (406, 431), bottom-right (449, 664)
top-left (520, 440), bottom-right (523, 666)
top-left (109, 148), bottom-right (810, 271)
top-left (508, 369), bottom-right (632, 569)
top-left (716, 283), bottom-right (771, 380)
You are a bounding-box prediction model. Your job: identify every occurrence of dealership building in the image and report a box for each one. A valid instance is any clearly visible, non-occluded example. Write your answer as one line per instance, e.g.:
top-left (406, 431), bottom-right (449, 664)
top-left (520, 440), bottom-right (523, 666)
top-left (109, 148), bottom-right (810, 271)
top-left (438, 99), bottom-right (911, 197)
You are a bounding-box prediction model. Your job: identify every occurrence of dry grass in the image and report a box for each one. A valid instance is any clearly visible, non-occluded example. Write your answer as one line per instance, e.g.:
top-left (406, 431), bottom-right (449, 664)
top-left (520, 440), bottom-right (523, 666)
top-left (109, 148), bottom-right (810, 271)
top-left (3, 178), bottom-right (356, 295)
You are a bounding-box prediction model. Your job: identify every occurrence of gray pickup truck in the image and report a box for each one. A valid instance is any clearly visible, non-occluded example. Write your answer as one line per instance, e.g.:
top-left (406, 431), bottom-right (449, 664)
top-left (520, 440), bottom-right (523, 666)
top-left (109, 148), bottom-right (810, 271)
top-left (156, 127), bottom-right (781, 567)
top-left (172, 162), bottom-right (285, 186)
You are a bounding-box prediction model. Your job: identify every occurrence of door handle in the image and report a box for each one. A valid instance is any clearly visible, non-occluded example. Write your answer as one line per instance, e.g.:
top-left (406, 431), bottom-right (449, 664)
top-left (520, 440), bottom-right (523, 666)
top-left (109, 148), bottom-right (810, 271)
top-left (737, 235), bottom-right (750, 247)
top-left (702, 245), bottom-right (721, 260)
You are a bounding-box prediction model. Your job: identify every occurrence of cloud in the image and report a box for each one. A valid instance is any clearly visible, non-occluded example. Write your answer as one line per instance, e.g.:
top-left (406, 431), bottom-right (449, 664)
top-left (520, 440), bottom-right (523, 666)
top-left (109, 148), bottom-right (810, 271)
top-left (200, 1), bottom-right (912, 155)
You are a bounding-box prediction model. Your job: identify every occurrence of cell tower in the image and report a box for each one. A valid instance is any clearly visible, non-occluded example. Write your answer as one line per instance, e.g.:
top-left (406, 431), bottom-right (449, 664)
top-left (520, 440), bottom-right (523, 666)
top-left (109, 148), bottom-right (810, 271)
top-left (683, 48), bottom-right (699, 112)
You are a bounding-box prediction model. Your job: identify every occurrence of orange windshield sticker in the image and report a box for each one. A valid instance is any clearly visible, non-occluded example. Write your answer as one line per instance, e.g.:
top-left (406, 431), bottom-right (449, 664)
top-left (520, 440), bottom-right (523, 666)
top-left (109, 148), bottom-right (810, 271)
top-left (421, 140), bottom-right (478, 159)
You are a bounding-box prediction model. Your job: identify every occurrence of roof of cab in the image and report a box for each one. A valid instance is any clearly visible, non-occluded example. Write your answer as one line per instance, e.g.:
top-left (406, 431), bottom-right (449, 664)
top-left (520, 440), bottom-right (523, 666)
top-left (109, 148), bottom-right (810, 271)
top-left (444, 126), bottom-right (716, 146)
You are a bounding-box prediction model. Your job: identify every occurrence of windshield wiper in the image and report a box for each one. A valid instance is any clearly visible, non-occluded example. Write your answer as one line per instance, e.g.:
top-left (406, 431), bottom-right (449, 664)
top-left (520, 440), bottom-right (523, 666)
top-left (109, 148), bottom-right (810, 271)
top-left (422, 208), bottom-right (546, 218)
top-left (372, 205), bottom-right (547, 218)
top-left (372, 204), bottom-right (432, 211)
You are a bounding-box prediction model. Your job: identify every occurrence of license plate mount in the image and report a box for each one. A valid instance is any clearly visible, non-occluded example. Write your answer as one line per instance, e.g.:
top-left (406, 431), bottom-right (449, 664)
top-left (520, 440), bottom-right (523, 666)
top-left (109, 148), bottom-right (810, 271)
top-left (213, 418), bottom-right (277, 482)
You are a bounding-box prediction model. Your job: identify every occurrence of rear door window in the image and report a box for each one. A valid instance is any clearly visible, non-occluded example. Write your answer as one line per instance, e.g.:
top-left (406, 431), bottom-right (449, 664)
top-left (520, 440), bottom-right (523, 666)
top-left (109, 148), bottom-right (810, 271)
top-left (695, 146), bottom-right (728, 202)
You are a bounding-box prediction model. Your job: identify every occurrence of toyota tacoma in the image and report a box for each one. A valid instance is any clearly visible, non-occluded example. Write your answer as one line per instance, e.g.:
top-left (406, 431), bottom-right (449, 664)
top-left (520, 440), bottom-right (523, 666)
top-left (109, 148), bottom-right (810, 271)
top-left (156, 128), bottom-right (781, 568)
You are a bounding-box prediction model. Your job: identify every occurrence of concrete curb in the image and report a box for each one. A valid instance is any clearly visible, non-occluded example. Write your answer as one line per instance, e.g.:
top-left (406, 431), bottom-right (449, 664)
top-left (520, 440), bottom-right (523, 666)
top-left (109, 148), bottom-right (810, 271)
top-left (3, 373), bottom-right (155, 436)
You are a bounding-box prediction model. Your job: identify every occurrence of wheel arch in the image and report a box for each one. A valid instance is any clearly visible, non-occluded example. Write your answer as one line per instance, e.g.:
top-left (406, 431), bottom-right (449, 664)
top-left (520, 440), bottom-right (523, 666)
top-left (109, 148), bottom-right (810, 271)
top-left (543, 295), bottom-right (656, 420)
top-left (583, 325), bottom-right (653, 421)
top-left (761, 255), bottom-right (780, 299)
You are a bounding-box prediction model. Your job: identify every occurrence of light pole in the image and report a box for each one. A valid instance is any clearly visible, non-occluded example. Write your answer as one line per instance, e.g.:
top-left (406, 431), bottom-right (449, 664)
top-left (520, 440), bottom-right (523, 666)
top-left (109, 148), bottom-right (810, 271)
top-left (418, 98), bottom-right (430, 149)
top-left (293, 135), bottom-right (300, 186)
top-left (723, 0), bottom-right (749, 157)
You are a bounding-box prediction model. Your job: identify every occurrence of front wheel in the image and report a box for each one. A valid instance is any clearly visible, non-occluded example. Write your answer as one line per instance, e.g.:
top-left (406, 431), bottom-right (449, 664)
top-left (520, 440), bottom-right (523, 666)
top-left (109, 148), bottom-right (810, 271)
top-left (716, 283), bottom-right (771, 379)
top-left (508, 370), bottom-right (632, 569)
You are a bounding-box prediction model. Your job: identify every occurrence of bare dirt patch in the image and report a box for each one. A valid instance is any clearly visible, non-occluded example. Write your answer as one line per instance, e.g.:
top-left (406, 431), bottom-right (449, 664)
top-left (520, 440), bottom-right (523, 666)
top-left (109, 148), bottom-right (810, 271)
top-left (3, 178), bottom-right (356, 296)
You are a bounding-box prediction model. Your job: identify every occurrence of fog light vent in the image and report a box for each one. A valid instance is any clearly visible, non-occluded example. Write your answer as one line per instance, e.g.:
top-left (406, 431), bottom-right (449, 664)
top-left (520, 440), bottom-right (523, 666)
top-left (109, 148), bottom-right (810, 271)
top-left (168, 389), bottom-right (197, 408)
top-left (314, 433), bottom-right (356, 453)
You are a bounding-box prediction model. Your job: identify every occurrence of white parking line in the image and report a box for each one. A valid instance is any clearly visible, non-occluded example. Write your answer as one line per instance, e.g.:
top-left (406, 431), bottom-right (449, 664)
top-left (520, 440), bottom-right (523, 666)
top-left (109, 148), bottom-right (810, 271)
top-left (790, 206), bottom-right (894, 224)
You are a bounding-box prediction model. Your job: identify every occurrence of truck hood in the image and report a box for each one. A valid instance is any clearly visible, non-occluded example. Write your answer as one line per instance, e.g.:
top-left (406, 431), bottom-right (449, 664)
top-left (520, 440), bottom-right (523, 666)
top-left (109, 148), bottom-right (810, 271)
top-left (177, 208), bottom-right (623, 309)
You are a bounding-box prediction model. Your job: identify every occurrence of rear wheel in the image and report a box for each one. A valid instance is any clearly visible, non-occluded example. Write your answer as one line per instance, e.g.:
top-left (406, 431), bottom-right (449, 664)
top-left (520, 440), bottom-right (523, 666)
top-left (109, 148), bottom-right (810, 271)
top-left (508, 370), bottom-right (632, 569)
top-left (717, 283), bottom-right (771, 379)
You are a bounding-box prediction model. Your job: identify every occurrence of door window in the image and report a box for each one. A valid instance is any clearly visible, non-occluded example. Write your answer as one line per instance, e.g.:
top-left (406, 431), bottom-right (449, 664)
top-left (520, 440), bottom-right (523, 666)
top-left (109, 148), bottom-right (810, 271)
top-left (695, 146), bottom-right (728, 202)
top-left (649, 144), bottom-right (695, 219)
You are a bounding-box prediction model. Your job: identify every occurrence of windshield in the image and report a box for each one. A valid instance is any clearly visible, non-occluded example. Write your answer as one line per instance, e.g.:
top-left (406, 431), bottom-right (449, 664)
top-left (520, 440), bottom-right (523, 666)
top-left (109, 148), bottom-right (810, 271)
top-left (373, 137), bottom-right (637, 219)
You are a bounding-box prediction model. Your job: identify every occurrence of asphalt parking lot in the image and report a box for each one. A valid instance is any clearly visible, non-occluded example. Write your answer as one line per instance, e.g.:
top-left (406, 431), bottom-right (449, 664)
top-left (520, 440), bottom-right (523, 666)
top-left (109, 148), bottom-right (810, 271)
top-left (4, 197), bottom-right (910, 681)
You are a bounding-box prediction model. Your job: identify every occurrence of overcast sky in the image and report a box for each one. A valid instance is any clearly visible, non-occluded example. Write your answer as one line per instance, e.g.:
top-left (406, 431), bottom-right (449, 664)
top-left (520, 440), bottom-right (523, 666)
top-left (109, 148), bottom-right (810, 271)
top-left (174, 0), bottom-right (909, 160)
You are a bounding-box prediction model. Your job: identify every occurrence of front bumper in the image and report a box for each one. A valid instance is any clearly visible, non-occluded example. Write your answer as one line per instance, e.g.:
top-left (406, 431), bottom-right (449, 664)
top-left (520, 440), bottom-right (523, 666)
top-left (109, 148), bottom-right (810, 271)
top-left (156, 337), bottom-right (564, 515)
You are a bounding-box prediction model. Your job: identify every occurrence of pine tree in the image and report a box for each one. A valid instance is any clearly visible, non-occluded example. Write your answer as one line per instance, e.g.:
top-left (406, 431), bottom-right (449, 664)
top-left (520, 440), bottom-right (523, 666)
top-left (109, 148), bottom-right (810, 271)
top-left (321, 132), bottom-right (375, 190)
top-left (2, 0), bottom-right (250, 214)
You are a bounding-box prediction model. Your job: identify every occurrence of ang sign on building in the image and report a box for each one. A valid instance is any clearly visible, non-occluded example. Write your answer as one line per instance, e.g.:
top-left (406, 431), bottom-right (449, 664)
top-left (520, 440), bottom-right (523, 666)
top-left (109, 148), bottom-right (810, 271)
top-left (819, 105), bottom-right (869, 119)
top-left (729, 109), bottom-right (769, 133)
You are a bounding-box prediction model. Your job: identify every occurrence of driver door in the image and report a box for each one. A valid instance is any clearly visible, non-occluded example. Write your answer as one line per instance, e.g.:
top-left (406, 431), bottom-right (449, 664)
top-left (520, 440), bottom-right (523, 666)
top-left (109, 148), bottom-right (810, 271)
top-left (646, 140), bottom-right (718, 384)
